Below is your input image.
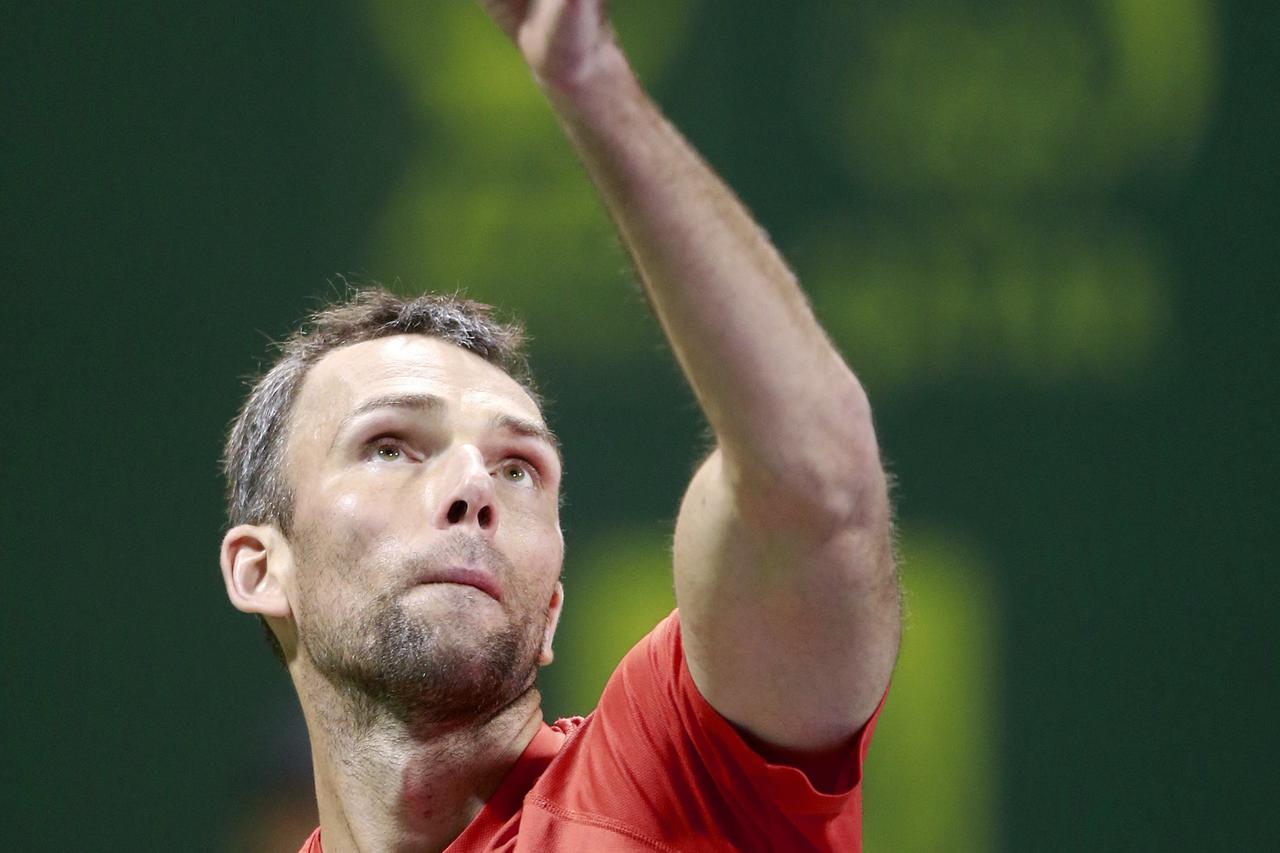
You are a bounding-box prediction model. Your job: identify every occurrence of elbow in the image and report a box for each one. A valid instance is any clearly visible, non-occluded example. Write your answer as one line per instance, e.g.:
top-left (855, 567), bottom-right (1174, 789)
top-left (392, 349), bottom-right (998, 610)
top-left (726, 438), bottom-right (892, 537)
top-left (716, 379), bottom-right (891, 534)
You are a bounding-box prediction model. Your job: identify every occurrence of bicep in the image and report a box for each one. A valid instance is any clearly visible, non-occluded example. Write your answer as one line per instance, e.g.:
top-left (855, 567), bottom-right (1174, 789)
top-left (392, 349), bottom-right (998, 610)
top-left (672, 448), bottom-right (901, 753)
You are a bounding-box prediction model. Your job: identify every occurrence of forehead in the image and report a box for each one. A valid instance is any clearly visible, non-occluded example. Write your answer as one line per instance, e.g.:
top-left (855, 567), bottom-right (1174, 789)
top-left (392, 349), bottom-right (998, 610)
top-left (292, 335), bottom-right (544, 439)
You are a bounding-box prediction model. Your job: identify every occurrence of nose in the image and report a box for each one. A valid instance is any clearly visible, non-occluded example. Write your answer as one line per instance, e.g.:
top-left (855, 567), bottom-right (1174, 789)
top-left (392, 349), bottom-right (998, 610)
top-left (433, 444), bottom-right (498, 536)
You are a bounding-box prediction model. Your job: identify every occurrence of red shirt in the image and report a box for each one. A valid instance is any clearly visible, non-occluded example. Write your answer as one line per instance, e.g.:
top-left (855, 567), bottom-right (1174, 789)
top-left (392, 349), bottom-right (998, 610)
top-left (300, 610), bottom-right (885, 852)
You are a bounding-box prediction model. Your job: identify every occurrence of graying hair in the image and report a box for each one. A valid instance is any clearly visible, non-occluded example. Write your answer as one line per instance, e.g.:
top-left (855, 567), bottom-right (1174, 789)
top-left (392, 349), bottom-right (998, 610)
top-left (222, 286), bottom-right (535, 661)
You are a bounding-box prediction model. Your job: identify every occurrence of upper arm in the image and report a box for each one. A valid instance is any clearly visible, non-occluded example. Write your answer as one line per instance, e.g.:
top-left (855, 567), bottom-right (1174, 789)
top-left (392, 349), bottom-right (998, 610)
top-left (672, 447), bottom-right (901, 754)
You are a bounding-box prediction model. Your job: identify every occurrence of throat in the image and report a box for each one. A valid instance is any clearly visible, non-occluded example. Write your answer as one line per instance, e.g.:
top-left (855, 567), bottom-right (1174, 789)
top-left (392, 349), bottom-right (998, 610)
top-left (304, 687), bottom-right (544, 853)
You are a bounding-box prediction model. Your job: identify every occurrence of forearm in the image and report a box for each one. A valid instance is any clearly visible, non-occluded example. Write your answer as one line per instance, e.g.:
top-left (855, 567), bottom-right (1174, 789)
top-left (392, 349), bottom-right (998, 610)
top-left (543, 51), bottom-right (884, 523)
top-left (472, 3), bottom-right (900, 746)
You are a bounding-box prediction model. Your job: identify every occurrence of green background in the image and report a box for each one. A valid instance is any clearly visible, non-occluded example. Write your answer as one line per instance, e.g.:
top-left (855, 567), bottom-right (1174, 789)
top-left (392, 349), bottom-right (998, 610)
top-left (5, 1), bottom-right (1277, 850)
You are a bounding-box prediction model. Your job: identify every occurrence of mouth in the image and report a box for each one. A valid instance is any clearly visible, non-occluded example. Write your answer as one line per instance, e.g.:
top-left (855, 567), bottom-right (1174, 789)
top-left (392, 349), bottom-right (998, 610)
top-left (414, 566), bottom-right (503, 602)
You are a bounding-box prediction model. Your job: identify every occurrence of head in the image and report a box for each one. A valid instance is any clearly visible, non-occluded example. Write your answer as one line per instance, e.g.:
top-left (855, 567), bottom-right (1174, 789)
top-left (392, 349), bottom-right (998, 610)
top-left (219, 287), bottom-right (565, 728)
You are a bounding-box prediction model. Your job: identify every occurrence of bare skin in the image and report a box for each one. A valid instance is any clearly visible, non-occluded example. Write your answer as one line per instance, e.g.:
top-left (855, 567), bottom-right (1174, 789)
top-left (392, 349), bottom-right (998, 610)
top-left (223, 1), bottom-right (900, 850)
top-left (224, 337), bottom-right (566, 853)
top-left (479, 0), bottom-right (900, 749)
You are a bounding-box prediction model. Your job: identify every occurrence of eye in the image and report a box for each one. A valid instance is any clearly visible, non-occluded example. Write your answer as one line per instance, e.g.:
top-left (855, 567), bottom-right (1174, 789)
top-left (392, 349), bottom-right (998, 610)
top-left (368, 438), bottom-right (412, 463)
top-left (496, 459), bottom-right (537, 488)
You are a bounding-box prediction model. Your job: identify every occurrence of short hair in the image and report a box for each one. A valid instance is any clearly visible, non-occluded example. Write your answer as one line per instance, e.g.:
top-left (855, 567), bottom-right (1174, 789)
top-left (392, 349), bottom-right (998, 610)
top-left (222, 285), bottom-right (535, 661)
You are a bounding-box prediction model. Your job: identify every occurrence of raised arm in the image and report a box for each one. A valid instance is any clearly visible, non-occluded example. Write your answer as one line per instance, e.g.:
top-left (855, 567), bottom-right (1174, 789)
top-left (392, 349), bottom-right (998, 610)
top-left (478, 0), bottom-right (900, 754)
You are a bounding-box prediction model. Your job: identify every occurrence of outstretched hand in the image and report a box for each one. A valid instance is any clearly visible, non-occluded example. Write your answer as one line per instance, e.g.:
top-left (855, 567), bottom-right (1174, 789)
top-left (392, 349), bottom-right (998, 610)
top-left (475, 0), bottom-right (623, 89)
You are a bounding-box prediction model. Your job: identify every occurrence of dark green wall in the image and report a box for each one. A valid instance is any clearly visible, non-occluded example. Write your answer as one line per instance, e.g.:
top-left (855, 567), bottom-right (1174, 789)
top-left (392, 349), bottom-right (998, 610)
top-left (5, 1), bottom-right (1276, 850)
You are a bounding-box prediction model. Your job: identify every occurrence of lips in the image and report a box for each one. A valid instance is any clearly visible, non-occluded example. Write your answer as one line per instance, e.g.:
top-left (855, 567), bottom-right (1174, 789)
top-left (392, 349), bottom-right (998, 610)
top-left (415, 565), bottom-right (503, 601)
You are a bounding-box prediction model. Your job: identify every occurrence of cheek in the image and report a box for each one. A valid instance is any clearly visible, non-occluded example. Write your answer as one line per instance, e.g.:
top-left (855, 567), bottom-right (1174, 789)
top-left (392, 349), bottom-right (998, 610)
top-left (317, 486), bottom-right (398, 544)
top-left (503, 501), bottom-right (561, 551)
top-left (507, 523), bottom-right (564, 603)
top-left (293, 490), bottom-right (385, 594)
top-left (331, 491), bottom-right (365, 530)
top-left (504, 491), bottom-right (561, 533)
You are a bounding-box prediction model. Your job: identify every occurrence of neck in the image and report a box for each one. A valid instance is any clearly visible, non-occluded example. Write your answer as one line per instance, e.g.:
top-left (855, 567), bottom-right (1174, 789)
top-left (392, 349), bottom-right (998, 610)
top-left (294, 662), bottom-right (544, 853)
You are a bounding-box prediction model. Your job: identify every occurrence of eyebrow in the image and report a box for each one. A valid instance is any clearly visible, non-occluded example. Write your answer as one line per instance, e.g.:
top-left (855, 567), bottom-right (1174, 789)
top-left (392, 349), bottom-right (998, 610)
top-left (330, 392), bottom-right (561, 461)
top-left (489, 413), bottom-right (562, 461)
top-left (333, 393), bottom-right (445, 441)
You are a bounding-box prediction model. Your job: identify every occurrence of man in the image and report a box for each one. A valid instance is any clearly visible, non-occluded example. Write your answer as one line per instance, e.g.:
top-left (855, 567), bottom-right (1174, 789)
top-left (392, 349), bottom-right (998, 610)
top-left (219, 1), bottom-right (900, 850)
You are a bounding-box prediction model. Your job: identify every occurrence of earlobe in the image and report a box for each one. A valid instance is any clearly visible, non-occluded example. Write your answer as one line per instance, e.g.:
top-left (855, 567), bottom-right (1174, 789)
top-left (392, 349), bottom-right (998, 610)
top-left (220, 524), bottom-right (292, 619)
top-left (539, 581), bottom-right (565, 666)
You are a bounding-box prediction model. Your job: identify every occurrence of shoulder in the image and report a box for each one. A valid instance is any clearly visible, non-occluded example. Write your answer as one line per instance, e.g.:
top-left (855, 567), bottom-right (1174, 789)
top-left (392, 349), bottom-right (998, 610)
top-left (524, 610), bottom-right (883, 851)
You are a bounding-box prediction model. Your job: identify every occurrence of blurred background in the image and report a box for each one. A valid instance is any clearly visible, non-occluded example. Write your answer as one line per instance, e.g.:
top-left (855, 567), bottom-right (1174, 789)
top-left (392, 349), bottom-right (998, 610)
top-left (4, 1), bottom-right (1277, 850)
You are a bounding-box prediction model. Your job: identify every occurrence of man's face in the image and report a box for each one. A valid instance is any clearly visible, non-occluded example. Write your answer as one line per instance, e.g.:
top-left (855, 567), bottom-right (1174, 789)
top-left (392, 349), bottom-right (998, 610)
top-left (279, 334), bottom-right (564, 725)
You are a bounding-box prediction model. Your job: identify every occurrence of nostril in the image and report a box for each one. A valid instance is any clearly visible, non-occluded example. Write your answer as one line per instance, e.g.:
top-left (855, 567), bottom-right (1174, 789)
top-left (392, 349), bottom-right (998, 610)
top-left (477, 506), bottom-right (493, 529)
top-left (447, 500), bottom-right (467, 524)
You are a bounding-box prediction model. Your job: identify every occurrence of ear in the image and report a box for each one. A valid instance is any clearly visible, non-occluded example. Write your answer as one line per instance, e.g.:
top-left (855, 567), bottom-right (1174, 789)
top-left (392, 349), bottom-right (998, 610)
top-left (538, 581), bottom-right (565, 666)
top-left (220, 524), bottom-right (292, 620)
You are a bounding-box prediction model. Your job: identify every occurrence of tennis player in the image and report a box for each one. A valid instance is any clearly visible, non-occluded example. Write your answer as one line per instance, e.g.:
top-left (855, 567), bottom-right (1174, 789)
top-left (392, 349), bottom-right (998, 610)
top-left (220, 2), bottom-right (900, 849)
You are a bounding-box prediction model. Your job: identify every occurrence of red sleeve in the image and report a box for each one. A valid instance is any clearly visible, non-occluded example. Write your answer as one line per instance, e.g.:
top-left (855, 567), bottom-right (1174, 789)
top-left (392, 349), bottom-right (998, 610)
top-left (529, 609), bottom-right (886, 851)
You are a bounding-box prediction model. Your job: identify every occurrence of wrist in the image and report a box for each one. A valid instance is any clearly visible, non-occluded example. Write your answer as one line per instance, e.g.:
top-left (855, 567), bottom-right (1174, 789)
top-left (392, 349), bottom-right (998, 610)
top-left (535, 38), bottom-right (636, 108)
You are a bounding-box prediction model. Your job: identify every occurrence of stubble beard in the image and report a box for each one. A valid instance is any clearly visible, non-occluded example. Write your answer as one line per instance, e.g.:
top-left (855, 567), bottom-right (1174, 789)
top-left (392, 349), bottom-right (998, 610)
top-left (295, 531), bottom-right (547, 733)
